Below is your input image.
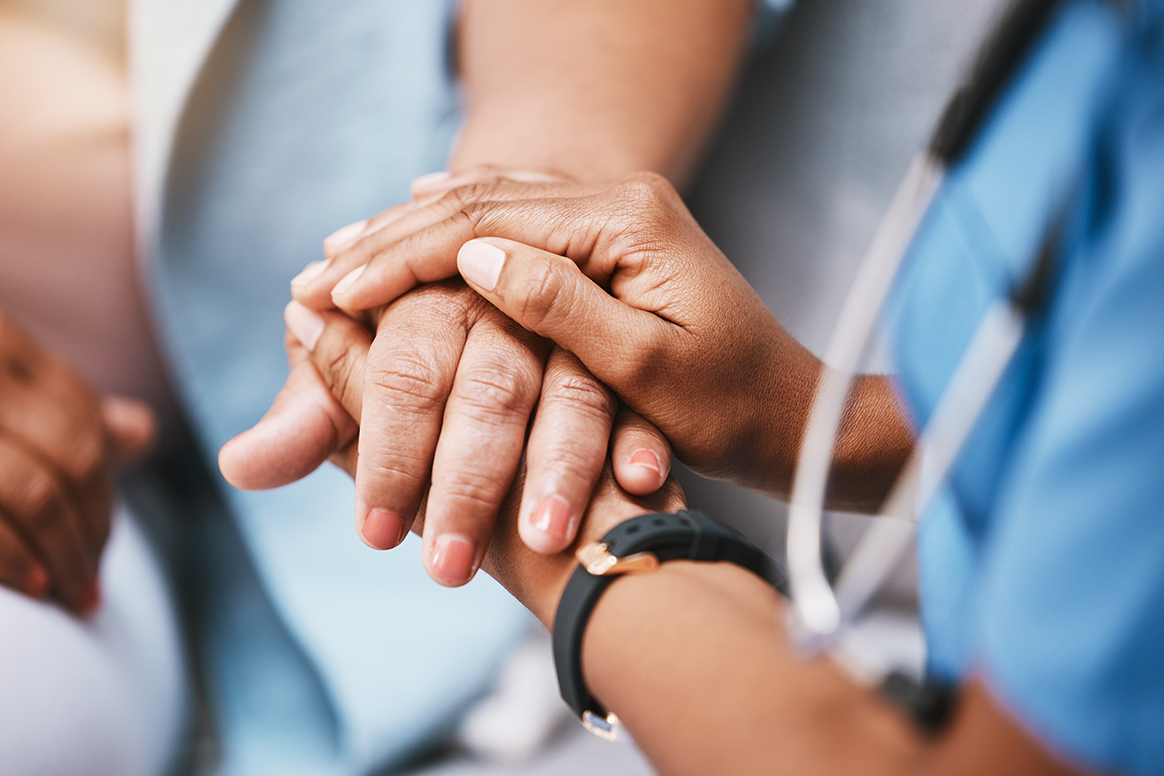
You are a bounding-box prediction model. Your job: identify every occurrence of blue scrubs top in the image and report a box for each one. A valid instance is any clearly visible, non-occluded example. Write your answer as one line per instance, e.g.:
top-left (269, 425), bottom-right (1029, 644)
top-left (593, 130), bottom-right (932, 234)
top-left (885, 1), bottom-right (1164, 773)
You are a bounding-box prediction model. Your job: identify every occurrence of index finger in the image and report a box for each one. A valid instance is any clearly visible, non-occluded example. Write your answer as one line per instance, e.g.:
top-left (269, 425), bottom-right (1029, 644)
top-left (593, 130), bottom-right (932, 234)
top-left (293, 176), bottom-right (601, 311)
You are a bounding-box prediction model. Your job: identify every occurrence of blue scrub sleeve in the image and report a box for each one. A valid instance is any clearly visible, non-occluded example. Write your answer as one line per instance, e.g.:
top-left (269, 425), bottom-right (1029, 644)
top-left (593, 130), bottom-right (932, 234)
top-left (972, 17), bottom-right (1164, 774)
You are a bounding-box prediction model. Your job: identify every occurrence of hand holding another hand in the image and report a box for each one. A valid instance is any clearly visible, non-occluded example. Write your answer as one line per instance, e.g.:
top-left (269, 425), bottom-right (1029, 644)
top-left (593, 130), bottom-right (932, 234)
top-left (293, 171), bottom-right (823, 497)
top-left (232, 298), bottom-right (686, 625)
top-left (222, 285), bottom-right (674, 587)
top-left (221, 170), bottom-right (675, 587)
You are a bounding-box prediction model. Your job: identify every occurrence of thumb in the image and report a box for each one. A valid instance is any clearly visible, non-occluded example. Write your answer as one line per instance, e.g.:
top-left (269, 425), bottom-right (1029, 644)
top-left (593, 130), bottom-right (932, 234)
top-left (101, 395), bottom-right (157, 462)
top-left (218, 326), bottom-right (359, 490)
top-left (457, 237), bottom-right (666, 391)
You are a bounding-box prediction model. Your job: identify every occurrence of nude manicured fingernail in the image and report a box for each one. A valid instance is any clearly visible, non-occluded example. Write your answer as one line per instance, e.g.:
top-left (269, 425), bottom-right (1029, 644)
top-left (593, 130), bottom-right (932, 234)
top-left (77, 579), bottom-right (102, 616)
top-left (324, 219), bottom-right (368, 251)
top-left (284, 301), bottom-right (325, 351)
top-left (291, 260), bottom-right (329, 288)
top-left (531, 494), bottom-right (573, 541)
top-left (458, 240), bottom-right (506, 292)
top-left (430, 535), bottom-right (477, 586)
top-left (629, 449), bottom-right (661, 476)
top-left (410, 170), bottom-right (453, 193)
top-left (24, 563), bottom-right (49, 598)
top-left (331, 266), bottom-right (366, 299)
top-left (360, 509), bottom-right (407, 550)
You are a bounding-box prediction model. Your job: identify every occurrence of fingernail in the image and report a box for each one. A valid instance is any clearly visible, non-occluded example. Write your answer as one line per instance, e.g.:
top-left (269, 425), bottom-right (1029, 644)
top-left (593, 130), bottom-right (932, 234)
top-left (430, 535), bottom-right (477, 586)
top-left (77, 579), bottom-right (102, 616)
top-left (24, 563), bottom-right (49, 598)
top-left (331, 265), bottom-right (366, 299)
top-left (291, 260), bottom-right (329, 288)
top-left (531, 494), bottom-right (573, 541)
top-left (629, 449), bottom-right (661, 476)
top-left (410, 170), bottom-right (453, 193)
top-left (324, 219), bottom-right (368, 251)
top-left (360, 509), bottom-right (407, 550)
top-left (458, 240), bottom-right (505, 292)
top-left (284, 301), bottom-right (325, 351)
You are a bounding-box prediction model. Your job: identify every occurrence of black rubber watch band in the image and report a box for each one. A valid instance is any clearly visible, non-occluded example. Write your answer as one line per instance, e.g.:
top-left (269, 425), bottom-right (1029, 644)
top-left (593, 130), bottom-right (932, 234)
top-left (552, 510), bottom-right (787, 738)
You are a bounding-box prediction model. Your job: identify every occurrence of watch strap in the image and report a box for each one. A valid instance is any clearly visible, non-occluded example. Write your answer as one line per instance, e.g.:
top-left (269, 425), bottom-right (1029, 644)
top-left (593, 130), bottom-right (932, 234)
top-left (552, 510), bottom-right (787, 738)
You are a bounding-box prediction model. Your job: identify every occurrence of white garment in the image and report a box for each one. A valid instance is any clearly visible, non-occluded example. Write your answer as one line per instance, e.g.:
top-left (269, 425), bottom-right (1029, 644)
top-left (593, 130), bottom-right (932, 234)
top-left (127, 0), bottom-right (235, 254)
top-left (0, 507), bottom-right (188, 776)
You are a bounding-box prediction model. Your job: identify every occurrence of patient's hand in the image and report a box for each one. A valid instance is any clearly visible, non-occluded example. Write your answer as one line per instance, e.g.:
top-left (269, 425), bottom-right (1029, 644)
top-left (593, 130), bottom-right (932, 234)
top-left (221, 228), bottom-right (672, 587)
top-left (226, 296), bottom-right (684, 623)
top-left (0, 312), bottom-right (155, 613)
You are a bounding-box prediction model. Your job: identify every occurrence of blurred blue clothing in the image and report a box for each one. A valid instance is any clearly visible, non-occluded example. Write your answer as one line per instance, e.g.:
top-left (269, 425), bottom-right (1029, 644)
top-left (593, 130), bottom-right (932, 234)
top-left (885, 0), bottom-right (1164, 772)
top-left (149, 2), bottom-right (530, 773)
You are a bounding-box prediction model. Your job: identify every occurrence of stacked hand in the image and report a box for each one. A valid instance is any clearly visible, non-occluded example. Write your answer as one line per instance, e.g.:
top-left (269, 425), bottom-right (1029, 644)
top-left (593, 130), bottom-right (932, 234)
top-left (223, 169), bottom-right (848, 599)
top-left (220, 170), bottom-right (677, 588)
top-left (0, 313), bottom-right (156, 614)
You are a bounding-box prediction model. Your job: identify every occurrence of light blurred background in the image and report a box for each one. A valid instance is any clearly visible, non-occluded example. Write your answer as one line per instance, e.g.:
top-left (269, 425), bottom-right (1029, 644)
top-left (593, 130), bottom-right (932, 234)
top-left (0, 1), bottom-right (1005, 773)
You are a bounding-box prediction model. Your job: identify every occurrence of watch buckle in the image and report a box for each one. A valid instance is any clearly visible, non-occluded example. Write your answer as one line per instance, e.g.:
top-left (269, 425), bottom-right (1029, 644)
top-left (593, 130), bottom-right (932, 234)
top-left (576, 543), bottom-right (660, 576)
top-left (581, 710), bottom-right (632, 743)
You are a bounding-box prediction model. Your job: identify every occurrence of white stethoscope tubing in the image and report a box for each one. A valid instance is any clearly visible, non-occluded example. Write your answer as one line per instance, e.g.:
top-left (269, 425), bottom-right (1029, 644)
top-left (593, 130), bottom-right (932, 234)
top-left (785, 151), bottom-right (1031, 654)
top-left (832, 301), bottom-right (1025, 624)
top-left (784, 152), bottom-right (943, 642)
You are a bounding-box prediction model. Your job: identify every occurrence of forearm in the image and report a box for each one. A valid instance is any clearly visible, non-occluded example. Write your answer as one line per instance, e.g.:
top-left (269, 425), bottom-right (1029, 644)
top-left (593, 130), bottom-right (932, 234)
top-left (451, 0), bottom-right (755, 186)
top-left (575, 559), bottom-right (1083, 776)
top-left (581, 561), bottom-right (919, 775)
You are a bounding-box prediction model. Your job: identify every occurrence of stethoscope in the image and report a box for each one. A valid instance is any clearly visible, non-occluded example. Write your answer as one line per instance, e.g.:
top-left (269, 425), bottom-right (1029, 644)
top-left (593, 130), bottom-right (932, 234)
top-left (782, 0), bottom-right (1079, 675)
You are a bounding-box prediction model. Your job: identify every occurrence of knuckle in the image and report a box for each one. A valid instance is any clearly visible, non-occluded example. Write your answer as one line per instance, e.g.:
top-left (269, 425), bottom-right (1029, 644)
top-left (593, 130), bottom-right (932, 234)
top-left (440, 183), bottom-right (500, 227)
top-left (457, 364), bottom-right (538, 423)
top-left (404, 278), bottom-right (478, 318)
top-left (458, 198), bottom-right (495, 235)
top-left (615, 172), bottom-right (674, 211)
top-left (14, 470), bottom-right (66, 533)
top-left (434, 467), bottom-right (509, 513)
top-left (543, 372), bottom-right (616, 423)
top-left (518, 258), bottom-right (574, 329)
top-left (366, 353), bottom-right (446, 414)
top-left (359, 449), bottom-right (431, 490)
top-left (538, 441), bottom-right (603, 485)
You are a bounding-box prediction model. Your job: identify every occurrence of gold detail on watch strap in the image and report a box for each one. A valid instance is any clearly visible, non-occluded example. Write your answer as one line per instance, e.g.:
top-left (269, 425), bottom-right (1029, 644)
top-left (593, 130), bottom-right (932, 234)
top-left (576, 543), bottom-right (661, 577)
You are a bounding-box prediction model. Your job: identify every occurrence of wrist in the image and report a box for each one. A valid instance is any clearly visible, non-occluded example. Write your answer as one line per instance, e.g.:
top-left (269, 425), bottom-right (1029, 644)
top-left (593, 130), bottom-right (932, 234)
top-left (552, 510), bottom-right (786, 739)
top-left (579, 558), bottom-right (787, 754)
top-left (747, 349), bottom-right (914, 511)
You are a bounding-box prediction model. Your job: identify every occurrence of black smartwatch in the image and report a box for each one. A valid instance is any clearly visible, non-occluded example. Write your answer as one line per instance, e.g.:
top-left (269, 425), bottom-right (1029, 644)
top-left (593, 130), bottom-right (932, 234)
top-left (552, 510), bottom-right (787, 740)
